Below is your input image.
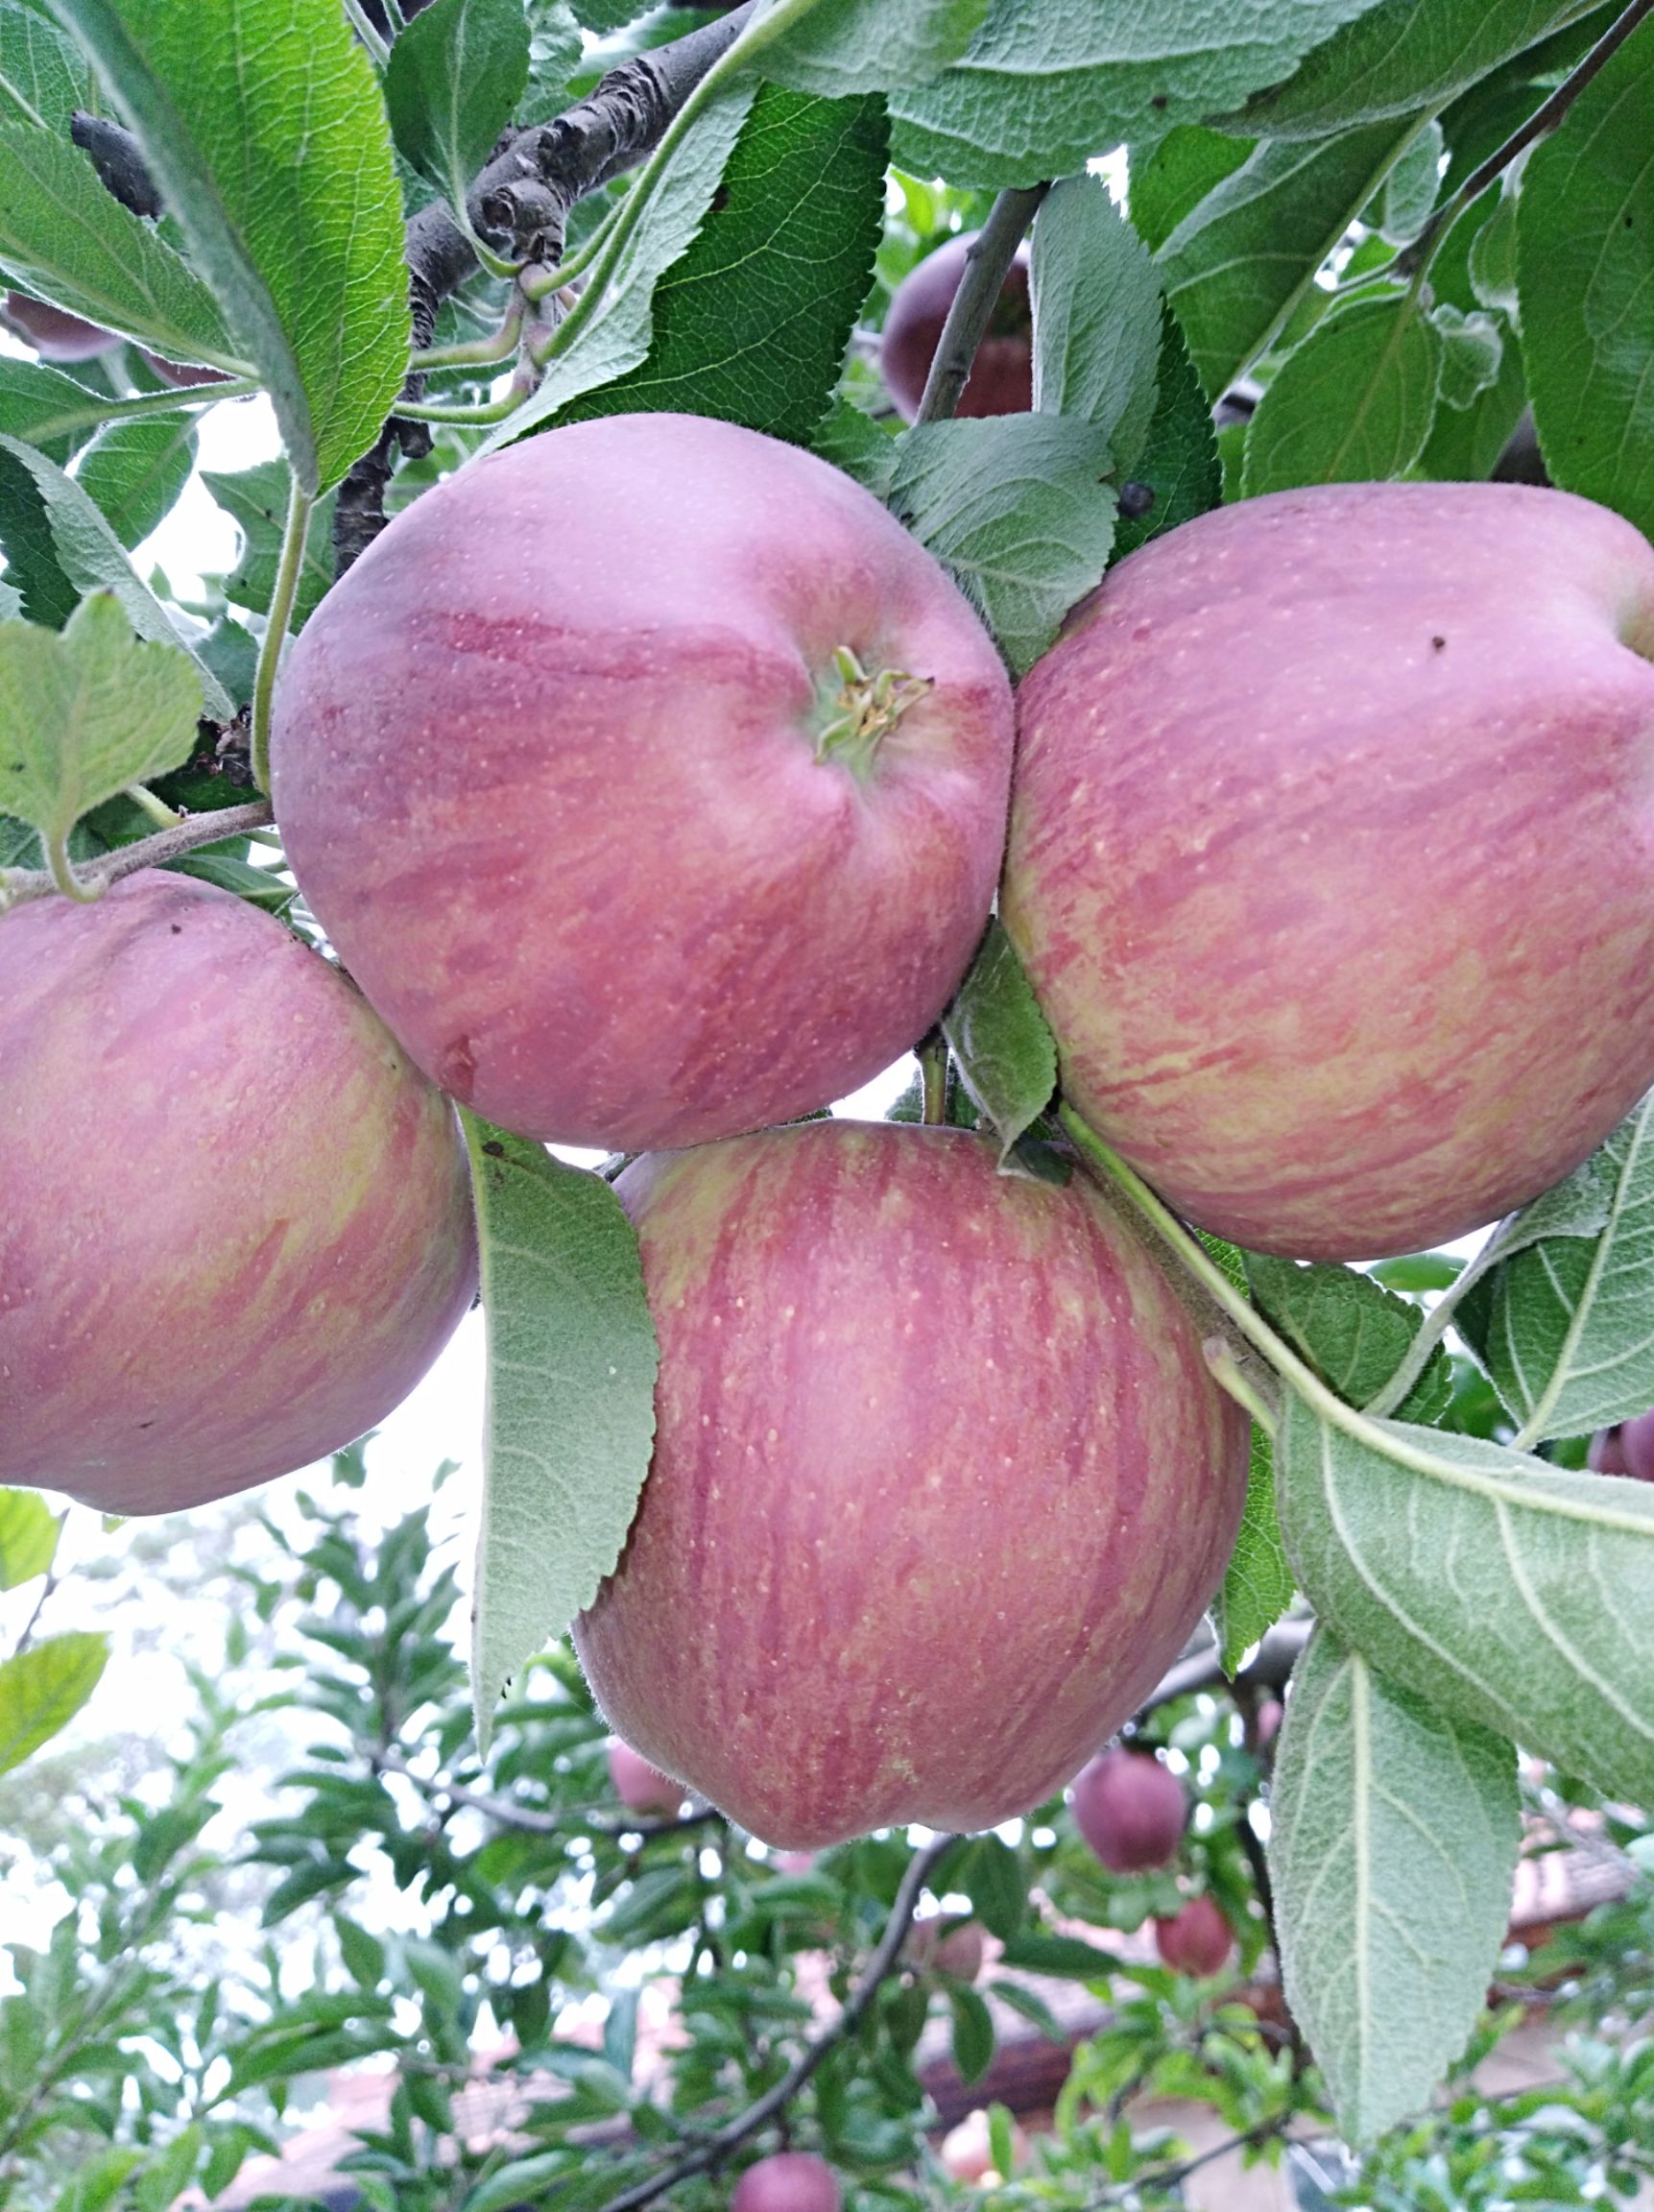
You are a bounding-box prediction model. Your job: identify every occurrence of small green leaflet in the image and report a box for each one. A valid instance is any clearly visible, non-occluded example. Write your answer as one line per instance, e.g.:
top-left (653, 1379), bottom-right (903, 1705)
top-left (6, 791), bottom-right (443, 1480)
top-left (1245, 1253), bottom-right (1452, 1422)
top-left (749, 0), bottom-right (987, 98)
top-left (1030, 174), bottom-right (1160, 471)
top-left (959, 1831), bottom-right (1026, 1938)
top-left (463, 1117), bottom-right (659, 1751)
top-left (1157, 116), bottom-right (1427, 400)
top-left (1517, 13), bottom-right (1654, 539)
top-left (385, 0), bottom-right (529, 215)
top-left (948, 1984), bottom-right (994, 2081)
top-left (46, 0), bottom-right (410, 495)
top-left (1213, 1423), bottom-right (1293, 1672)
top-left (521, 0), bottom-right (582, 124)
top-left (0, 1628), bottom-right (108, 1775)
top-left (202, 460), bottom-right (337, 626)
top-left (0, 1485), bottom-right (57, 1588)
top-left (888, 0), bottom-right (1381, 189)
top-left (1110, 311), bottom-right (1220, 561)
top-left (941, 919), bottom-right (1055, 1166)
top-left (888, 412), bottom-right (1116, 679)
top-left (1242, 292), bottom-right (1443, 493)
top-left (485, 78), bottom-right (755, 447)
top-left (0, 592), bottom-right (200, 855)
top-left (1277, 1389), bottom-right (1654, 1804)
top-left (0, 122), bottom-right (231, 362)
top-left (1270, 1626), bottom-right (1520, 2143)
top-left (1455, 1094), bottom-right (1654, 1443)
top-left (73, 409), bottom-right (196, 547)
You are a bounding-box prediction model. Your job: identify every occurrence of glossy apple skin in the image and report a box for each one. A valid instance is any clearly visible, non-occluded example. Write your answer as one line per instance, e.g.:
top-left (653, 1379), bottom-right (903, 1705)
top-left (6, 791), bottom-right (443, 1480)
top-left (1071, 1747), bottom-right (1187, 1872)
top-left (4, 291), bottom-right (117, 361)
top-left (731, 2153), bottom-right (841, 2212)
top-left (0, 874), bottom-right (477, 1513)
top-left (1154, 1895), bottom-right (1234, 1979)
top-left (1004, 482), bottom-right (1654, 1261)
top-left (1590, 1412), bottom-right (1654, 1479)
top-left (272, 412), bottom-right (1013, 1151)
top-left (881, 233), bottom-right (1032, 421)
top-left (606, 1740), bottom-right (684, 1816)
top-left (572, 1120), bottom-right (1250, 1849)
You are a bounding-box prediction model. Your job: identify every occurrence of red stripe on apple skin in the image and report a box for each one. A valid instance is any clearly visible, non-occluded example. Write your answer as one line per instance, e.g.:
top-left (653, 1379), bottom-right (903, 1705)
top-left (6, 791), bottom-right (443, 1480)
top-left (1003, 480), bottom-right (1654, 1262)
top-left (573, 1120), bottom-right (1249, 1850)
top-left (272, 413), bottom-right (1014, 1154)
top-left (0, 874), bottom-right (478, 1514)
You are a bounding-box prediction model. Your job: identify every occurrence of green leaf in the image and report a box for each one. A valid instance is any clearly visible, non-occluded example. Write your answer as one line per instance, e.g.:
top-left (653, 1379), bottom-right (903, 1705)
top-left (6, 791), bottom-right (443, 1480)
top-left (384, 0), bottom-right (529, 212)
top-left (0, 1487), bottom-right (57, 1588)
top-left (0, 432), bottom-right (230, 710)
top-left (522, 0), bottom-right (582, 122)
top-left (557, 83), bottom-right (887, 445)
top-left (947, 1983), bottom-right (995, 2083)
top-left (1429, 301), bottom-right (1502, 408)
top-left (995, 1928), bottom-right (1121, 1979)
top-left (1269, 1626), bottom-right (1520, 2143)
top-left (0, 590), bottom-right (200, 847)
top-left (202, 459), bottom-right (337, 625)
top-left (888, 0), bottom-right (1381, 189)
top-left (1245, 1254), bottom-right (1452, 1422)
top-left (0, 123), bottom-right (230, 360)
top-left (0, 0), bottom-right (95, 132)
top-left (1378, 118), bottom-right (1444, 241)
top-left (170, 850), bottom-right (296, 914)
top-left (1455, 1094), bottom-right (1654, 1443)
top-left (1229, 0), bottom-right (1602, 137)
top-left (462, 2155), bottom-right (571, 2212)
top-left (1517, 13), bottom-right (1654, 538)
top-left (1277, 1389), bottom-right (1654, 1805)
top-left (73, 409), bottom-right (195, 546)
top-left (1128, 124), bottom-right (1253, 256)
top-left (463, 1118), bottom-right (659, 1750)
top-left (0, 353), bottom-right (128, 456)
top-left (941, 918), bottom-right (1055, 1166)
top-left (50, 2150), bottom-right (143, 2212)
top-left (959, 1832), bottom-right (1026, 1939)
top-left (0, 1628), bottom-right (107, 1773)
top-left (1110, 308), bottom-right (1219, 560)
top-left (46, 0), bottom-right (410, 494)
top-left (1030, 173), bottom-right (1160, 469)
top-left (1212, 1424), bottom-right (1293, 1672)
top-left (751, 0), bottom-right (986, 96)
top-left (1242, 292), bottom-right (1442, 493)
top-left (887, 411), bottom-right (1116, 678)
top-left (486, 77), bottom-right (755, 445)
top-left (810, 393), bottom-right (897, 495)
top-left (1157, 115), bottom-right (1428, 398)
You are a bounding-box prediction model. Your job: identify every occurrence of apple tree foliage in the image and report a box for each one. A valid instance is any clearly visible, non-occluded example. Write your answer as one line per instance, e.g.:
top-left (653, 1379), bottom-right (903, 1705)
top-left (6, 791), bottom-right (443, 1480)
top-left (0, 0), bottom-right (1653, 2194)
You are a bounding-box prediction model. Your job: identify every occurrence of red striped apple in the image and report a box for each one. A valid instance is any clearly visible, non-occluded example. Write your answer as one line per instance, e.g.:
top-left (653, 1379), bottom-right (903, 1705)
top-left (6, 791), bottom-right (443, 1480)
top-left (1071, 1747), bottom-right (1187, 1872)
top-left (1003, 482), bottom-right (1654, 1260)
top-left (572, 1119), bottom-right (1249, 1848)
top-left (0, 874), bottom-right (477, 1513)
top-left (880, 231), bottom-right (1032, 421)
top-left (272, 412), bottom-right (1014, 1151)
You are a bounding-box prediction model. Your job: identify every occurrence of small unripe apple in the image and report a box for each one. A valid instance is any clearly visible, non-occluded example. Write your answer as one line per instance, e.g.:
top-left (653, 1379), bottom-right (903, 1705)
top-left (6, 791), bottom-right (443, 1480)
top-left (273, 412), bottom-right (1013, 1152)
top-left (1004, 481), bottom-right (1654, 1261)
top-left (1590, 1411), bottom-right (1654, 1480)
top-left (4, 291), bottom-right (117, 361)
top-left (1070, 1748), bottom-right (1187, 1873)
top-left (606, 1740), bottom-right (684, 1818)
top-left (0, 873), bottom-right (477, 1513)
top-left (1154, 1894), bottom-right (1234, 1979)
top-left (881, 232), bottom-right (1032, 421)
top-left (907, 1915), bottom-right (985, 1982)
top-left (731, 2152), bottom-right (841, 2212)
top-left (573, 1120), bottom-right (1248, 1848)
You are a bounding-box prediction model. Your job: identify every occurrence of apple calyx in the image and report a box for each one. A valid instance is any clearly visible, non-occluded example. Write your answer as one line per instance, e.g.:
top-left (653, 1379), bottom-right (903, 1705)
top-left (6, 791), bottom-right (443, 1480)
top-left (812, 646), bottom-right (933, 779)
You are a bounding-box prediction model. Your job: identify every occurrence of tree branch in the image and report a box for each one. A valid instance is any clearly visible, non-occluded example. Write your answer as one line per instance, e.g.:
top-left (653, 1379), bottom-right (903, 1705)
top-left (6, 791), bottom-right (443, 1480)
top-left (371, 1744), bottom-right (724, 1842)
top-left (596, 1834), bottom-right (959, 2212)
top-left (0, 800), bottom-right (276, 911)
top-left (914, 183), bottom-right (1049, 426)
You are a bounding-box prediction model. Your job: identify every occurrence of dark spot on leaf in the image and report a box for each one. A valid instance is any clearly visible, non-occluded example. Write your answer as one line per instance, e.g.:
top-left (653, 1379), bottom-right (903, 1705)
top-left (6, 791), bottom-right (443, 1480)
top-left (711, 184), bottom-right (731, 213)
top-left (1151, 93), bottom-right (1167, 109)
top-left (1118, 481), bottom-right (1156, 519)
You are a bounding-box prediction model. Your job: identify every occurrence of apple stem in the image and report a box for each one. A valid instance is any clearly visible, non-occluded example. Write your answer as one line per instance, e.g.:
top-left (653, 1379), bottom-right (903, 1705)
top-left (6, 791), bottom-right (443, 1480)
top-left (250, 476), bottom-right (314, 793)
top-left (44, 831), bottom-right (103, 904)
top-left (918, 1032), bottom-right (948, 1125)
top-left (812, 646), bottom-right (933, 779)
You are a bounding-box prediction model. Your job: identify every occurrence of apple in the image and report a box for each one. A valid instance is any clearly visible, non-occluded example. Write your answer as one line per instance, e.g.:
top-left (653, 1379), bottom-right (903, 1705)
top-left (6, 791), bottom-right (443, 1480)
top-left (1154, 1894), bottom-right (1234, 1979)
top-left (881, 232), bottom-right (1033, 421)
top-left (907, 1915), bottom-right (986, 1982)
top-left (140, 350), bottom-right (230, 390)
top-left (1070, 1747), bottom-right (1187, 1873)
top-left (1590, 1412), bottom-right (1654, 1480)
top-left (607, 1739), bottom-right (684, 1818)
top-left (4, 291), bottom-right (117, 361)
top-left (0, 873), bottom-right (478, 1514)
top-left (731, 2152), bottom-right (841, 2212)
top-left (1002, 482), bottom-right (1654, 1261)
top-left (940, 2109), bottom-right (1028, 2184)
top-left (571, 1119), bottom-right (1250, 1849)
top-left (272, 411), bottom-right (1014, 1153)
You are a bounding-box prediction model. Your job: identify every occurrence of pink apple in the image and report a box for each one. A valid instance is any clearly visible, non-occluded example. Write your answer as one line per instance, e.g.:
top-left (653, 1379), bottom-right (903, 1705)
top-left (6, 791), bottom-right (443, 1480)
top-left (1590, 1412), bottom-right (1654, 1480)
top-left (140, 350), bottom-right (230, 389)
top-left (731, 2152), bottom-right (841, 2212)
top-left (572, 1119), bottom-right (1249, 1848)
top-left (1154, 1894), bottom-right (1234, 1979)
top-left (1003, 482), bottom-right (1654, 1261)
top-left (907, 1914), bottom-right (986, 1982)
top-left (272, 412), bottom-right (1013, 1152)
top-left (606, 1739), bottom-right (684, 1817)
top-left (880, 231), bottom-right (1033, 421)
top-left (940, 2109), bottom-right (1027, 2184)
top-left (0, 874), bottom-right (477, 1513)
top-left (1071, 1747), bottom-right (1187, 1873)
top-left (5, 291), bottom-right (117, 361)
